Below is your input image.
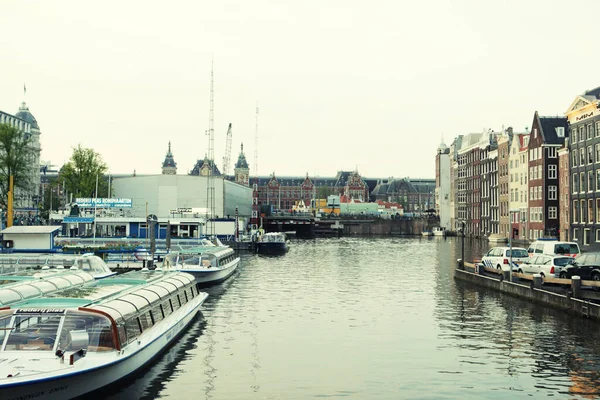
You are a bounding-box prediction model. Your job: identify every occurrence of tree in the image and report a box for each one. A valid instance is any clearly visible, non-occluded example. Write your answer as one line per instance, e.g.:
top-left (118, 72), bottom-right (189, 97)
top-left (60, 145), bottom-right (109, 199)
top-left (0, 123), bottom-right (35, 211)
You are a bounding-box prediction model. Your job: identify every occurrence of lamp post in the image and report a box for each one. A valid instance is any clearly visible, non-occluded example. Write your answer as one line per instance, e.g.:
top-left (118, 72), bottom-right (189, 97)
top-left (509, 208), bottom-right (519, 282)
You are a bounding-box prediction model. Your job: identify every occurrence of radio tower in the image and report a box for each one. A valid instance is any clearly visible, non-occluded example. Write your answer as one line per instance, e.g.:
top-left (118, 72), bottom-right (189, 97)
top-left (206, 62), bottom-right (216, 239)
top-left (251, 104), bottom-right (260, 231)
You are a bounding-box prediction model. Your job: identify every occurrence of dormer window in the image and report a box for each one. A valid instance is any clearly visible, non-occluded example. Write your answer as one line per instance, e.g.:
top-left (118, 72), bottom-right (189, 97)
top-left (534, 128), bottom-right (538, 138)
top-left (556, 127), bottom-right (565, 137)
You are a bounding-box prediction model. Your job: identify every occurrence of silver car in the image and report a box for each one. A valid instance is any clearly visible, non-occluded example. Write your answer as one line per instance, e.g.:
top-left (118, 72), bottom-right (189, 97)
top-left (517, 255), bottom-right (574, 278)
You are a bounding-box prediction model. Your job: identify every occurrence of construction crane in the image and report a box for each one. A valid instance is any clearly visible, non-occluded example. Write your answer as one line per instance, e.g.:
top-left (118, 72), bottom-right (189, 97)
top-left (222, 123), bottom-right (233, 175)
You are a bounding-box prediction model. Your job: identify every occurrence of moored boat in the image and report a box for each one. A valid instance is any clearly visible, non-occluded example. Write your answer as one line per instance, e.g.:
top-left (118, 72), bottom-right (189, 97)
top-left (0, 253), bottom-right (115, 279)
top-left (256, 232), bottom-right (289, 255)
top-left (432, 227), bottom-right (446, 236)
top-left (421, 230), bottom-right (433, 237)
top-left (0, 270), bottom-right (208, 399)
top-left (162, 244), bottom-right (240, 286)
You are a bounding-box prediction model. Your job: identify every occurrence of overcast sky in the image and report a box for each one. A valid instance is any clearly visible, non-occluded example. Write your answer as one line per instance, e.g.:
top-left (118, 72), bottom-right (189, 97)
top-left (0, 1), bottom-right (598, 180)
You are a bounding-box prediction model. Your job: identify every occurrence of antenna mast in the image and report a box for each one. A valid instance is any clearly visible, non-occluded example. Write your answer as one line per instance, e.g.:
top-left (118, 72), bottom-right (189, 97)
top-left (206, 62), bottom-right (216, 238)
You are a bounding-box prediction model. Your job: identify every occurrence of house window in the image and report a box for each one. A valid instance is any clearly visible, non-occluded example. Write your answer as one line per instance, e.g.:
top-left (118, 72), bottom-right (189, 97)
top-left (581, 172), bottom-right (586, 192)
top-left (580, 148), bottom-right (586, 165)
top-left (548, 147), bottom-right (557, 158)
top-left (590, 171), bottom-right (595, 192)
top-left (548, 165), bottom-right (557, 179)
top-left (573, 173), bottom-right (579, 193)
top-left (589, 146), bottom-right (594, 164)
top-left (548, 185), bottom-right (557, 200)
top-left (596, 229), bottom-right (600, 242)
top-left (587, 124), bottom-right (593, 139)
top-left (549, 206), bottom-right (557, 219)
top-left (580, 126), bottom-right (585, 142)
top-left (573, 228), bottom-right (579, 241)
top-left (581, 199), bottom-right (586, 223)
top-left (590, 199), bottom-right (595, 224)
top-left (584, 228), bottom-right (591, 245)
top-left (572, 128), bottom-right (578, 143)
top-left (573, 152), bottom-right (578, 168)
top-left (597, 144), bottom-right (600, 163)
top-left (573, 201), bottom-right (579, 223)
top-left (597, 199), bottom-right (600, 222)
top-left (596, 122), bottom-right (600, 138)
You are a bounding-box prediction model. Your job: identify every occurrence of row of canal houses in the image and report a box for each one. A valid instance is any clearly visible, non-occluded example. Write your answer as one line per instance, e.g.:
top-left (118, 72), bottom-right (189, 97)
top-left (435, 86), bottom-right (600, 250)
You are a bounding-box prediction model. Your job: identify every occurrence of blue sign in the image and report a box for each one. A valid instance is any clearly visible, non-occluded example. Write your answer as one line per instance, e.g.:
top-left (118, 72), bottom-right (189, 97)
top-left (63, 217), bottom-right (95, 223)
top-left (75, 198), bottom-right (133, 208)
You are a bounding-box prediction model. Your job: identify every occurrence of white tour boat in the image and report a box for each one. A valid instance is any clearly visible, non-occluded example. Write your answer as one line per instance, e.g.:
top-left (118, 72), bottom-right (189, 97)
top-left (0, 253), bottom-right (115, 279)
top-left (162, 244), bottom-right (240, 286)
top-left (0, 270), bottom-right (208, 399)
top-left (432, 227), bottom-right (446, 236)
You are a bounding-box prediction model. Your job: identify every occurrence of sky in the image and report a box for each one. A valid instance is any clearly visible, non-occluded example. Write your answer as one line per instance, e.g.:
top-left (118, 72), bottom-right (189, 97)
top-left (0, 0), bottom-right (599, 180)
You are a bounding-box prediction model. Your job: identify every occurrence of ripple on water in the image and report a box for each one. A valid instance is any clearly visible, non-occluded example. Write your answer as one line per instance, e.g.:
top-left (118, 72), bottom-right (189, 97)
top-left (106, 237), bottom-right (600, 400)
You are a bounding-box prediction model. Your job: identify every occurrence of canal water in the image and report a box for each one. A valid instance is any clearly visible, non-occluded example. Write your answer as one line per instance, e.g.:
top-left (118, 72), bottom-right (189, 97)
top-left (106, 237), bottom-right (600, 399)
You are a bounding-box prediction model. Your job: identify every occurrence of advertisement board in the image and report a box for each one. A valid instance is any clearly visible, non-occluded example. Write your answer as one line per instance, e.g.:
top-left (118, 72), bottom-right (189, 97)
top-left (75, 198), bottom-right (133, 208)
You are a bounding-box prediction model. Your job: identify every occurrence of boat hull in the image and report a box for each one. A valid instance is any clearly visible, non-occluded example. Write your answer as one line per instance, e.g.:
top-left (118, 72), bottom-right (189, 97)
top-left (180, 258), bottom-right (240, 286)
top-left (0, 294), bottom-right (207, 400)
top-left (256, 242), bottom-right (289, 255)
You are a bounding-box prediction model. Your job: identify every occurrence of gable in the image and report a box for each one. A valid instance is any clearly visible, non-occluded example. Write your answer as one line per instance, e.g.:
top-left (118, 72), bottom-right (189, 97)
top-left (566, 96), bottom-right (591, 114)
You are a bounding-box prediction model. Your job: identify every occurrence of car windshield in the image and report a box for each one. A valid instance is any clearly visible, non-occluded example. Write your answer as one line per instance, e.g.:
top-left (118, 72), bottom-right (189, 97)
top-left (507, 249), bottom-right (528, 258)
top-left (553, 257), bottom-right (574, 267)
top-left (555, 244), bottom-right (579, 254)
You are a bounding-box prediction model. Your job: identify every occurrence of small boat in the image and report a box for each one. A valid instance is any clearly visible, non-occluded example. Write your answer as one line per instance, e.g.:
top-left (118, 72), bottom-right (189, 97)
top-left (421, 230), bottom-right (433, 237)
top-left (432, 227), bottom-right (446, 236)
top-left (0, 270), bottom-right (208, 399)
top-left (256, 232), bottom-right (289, 255)
top-left (161, 244), bottom-right (240, 286)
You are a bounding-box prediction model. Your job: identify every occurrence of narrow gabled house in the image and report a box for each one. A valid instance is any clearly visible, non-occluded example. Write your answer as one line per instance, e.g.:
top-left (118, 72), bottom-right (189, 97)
top-left (565, 87), bottom-right (600, 248)
top-left (508, 131), bottom-right (530, 240)
top-left (527, 112), bottom-right (568, 239)
top-left (558, 144), bottom-right (570, 241)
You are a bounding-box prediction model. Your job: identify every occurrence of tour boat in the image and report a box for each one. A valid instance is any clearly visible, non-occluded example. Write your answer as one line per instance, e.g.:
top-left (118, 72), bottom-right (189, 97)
top-left (0, 270), bottom-right (208, 399)
top-left (256, 232), bottom-right (289, 255)
top-left (162, 244), bottom-right (240, 286)
top-left (0, 253), bottom-right (115, 279)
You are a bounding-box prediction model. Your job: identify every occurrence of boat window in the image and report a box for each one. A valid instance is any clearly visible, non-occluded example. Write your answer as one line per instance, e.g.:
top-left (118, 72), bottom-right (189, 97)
top-left (183, 290), bottom-right (189, 303)
top-left (139, 312), bottom-right (152, 331)
top-left (117, 325), bottom-right (127, 347)
top-left (200, 254), bottom-right (217, 268)
top-left (163, 301), bottom-right (172, 317)
top-left (0, 310), bottom-right (12, 344)
top-left (4, 313), bottom-right (64, 351)
top-left (55, 310), bottom-right (116, 353)
top-left (125, 317), bottom-right (142, 344)
top-left (87, 256), bottom-right (110, 275)
top-left (171, 296), bottom-right (181, 312)
top-left (188, 287), bottom-right (194, 299)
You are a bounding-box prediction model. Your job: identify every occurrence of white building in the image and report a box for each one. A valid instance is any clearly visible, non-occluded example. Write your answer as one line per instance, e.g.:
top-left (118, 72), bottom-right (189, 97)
top-left (435, 138), bottom-right (451, 230)
top-left (0, 101), bottom-right (41, 210)
top-left (112, 174), bottom-right (252, 220)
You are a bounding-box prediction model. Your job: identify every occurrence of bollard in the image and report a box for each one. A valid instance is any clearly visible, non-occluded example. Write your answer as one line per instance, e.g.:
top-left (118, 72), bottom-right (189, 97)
top-left (533, 274), bottom-right (543, 289)
top-left (571, 276), bottom-right (581, 299)
top-left (477, 263), bottom-right (485, 275)
top-left (457, 259), bottom-right (464, 270)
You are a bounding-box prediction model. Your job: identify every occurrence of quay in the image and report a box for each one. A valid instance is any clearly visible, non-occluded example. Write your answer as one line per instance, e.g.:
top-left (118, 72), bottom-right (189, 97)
top-left (454, 260), bottom-right (600, 321)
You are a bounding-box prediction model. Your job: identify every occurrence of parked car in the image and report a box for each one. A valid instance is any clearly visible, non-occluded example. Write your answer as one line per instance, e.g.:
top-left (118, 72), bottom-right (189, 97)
top-left (481, 247), bottom-right (530, 271)
top-left (517, 255), bottom-right (574, 278)
top-left (559, 252), bottom-right (600, 281)
top-left (527, 239), bottom-right (580, 258)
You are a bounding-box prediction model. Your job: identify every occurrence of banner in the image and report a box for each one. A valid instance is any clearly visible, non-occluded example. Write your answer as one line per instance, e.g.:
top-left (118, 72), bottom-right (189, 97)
top-left (76, 198), bottom-right (132, 208)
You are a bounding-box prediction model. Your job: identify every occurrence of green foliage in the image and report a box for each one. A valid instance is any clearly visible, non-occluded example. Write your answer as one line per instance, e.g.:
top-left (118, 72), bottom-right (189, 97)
top-left (60, 144), bottom-right (109, 198)
top-left (0, 123), bottom-right (35, 210)
top-left (317, 186), bottom-right (335, 199)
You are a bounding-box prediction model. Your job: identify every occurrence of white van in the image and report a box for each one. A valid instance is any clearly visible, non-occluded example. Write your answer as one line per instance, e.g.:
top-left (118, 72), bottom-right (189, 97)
top-left (526, 239), bottom-right (580, 258)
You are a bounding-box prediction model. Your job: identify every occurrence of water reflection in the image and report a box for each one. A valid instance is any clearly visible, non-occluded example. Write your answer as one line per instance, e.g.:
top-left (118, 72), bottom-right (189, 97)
top-left (108, 237), bottom-right (600, 399)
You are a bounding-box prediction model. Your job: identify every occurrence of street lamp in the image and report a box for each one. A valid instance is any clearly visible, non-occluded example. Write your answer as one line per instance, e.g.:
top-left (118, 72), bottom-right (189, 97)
top-left (509, 208), bottom-right (520, 282)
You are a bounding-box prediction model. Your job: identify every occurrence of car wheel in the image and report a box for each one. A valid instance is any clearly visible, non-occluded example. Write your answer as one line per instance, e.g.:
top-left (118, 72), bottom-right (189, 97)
top-left (518, 269), bottom-right (523, 274)
top-left (560, 272), bottom-right (568, 279)
top-left (496, 265), bottom-right (501, 270)
top-left (592, 273), bottom-right (600, 291)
